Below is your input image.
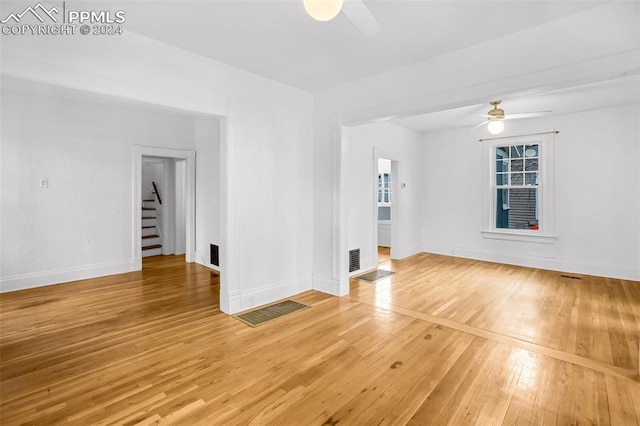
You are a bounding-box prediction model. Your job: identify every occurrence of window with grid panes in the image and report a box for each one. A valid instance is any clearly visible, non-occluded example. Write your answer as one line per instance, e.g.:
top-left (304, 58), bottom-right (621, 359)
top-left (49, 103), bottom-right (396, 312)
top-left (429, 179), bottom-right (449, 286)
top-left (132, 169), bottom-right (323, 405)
top-left (494, 144), bottom-right (540, 230)
top-left (378, 172), bottom-right (391, 204)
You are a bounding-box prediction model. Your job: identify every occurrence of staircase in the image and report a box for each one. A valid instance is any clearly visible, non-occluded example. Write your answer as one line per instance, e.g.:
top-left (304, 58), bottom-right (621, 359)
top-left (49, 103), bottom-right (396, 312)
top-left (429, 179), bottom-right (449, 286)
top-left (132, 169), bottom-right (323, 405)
top-left (142, 182), bottom-right (163, 257)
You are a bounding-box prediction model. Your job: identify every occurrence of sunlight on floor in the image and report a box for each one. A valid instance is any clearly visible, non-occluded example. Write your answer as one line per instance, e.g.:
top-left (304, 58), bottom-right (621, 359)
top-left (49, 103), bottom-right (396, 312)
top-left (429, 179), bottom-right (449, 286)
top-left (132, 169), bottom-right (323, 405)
top-left (511, 348), bottom-right (541, 391)
top-left (373, 278), bottom-right (394, 308)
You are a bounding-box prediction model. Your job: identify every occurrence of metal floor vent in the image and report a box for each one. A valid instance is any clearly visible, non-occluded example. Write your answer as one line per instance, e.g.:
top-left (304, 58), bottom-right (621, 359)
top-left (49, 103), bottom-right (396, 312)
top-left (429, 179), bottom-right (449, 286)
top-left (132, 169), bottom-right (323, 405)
top-left (233, 300), bottom-right (310, 327)
top-left (354, 269), bottom-right (396, 283)
top-left (349, 249), bottom-right (360, 272)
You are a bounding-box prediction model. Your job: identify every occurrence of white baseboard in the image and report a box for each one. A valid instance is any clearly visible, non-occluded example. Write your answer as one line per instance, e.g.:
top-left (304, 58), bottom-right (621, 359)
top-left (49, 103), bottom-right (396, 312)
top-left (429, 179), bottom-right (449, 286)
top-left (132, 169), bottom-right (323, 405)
top-left (423, 244), bottom-right (640, 281)
top-left (195, 258), bottom-right (220, 272)
top-left (390, 243), bottom-right (422, 261)
top-left (228, 276), bottom-right (313, 314)
top-left (0, 260), bottom-right (137, 293)
top-left (348, 258), bottom-right (375, 277)
top-left (312, 275), bottom-right (341, 296)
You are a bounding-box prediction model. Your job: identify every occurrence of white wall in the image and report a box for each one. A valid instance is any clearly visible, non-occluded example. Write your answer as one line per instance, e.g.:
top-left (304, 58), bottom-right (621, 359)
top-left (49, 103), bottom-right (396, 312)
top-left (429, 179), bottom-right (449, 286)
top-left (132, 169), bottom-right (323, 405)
top-left (142, 160), bottom-right (164, 201)
top-left (1, 29), bottom-right (314, 313)
top-left (421, 103), bottom-right (640, 280)
top-left (344, 122), bottom-right (423, 273)
top-left (378, 159), bottom-right (391, 174)
top-left (175, 160), bottom-right (187, 255)
top-left (0, 87), bottom-right (196, 291)
top-left (194, 117), bottom-right (221, 270)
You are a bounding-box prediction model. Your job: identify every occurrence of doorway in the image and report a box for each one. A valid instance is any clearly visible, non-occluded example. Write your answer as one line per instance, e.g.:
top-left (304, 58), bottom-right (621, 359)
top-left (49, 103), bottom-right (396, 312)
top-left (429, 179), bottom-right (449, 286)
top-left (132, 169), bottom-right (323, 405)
top-left (372, 156), bottom-right (399, 267)
top-left (376, 158), bottom-right (392, 265)
top-left (141, 156), bottom-right (188, 260)
top-left (133, 147), bottom-right (196, 271)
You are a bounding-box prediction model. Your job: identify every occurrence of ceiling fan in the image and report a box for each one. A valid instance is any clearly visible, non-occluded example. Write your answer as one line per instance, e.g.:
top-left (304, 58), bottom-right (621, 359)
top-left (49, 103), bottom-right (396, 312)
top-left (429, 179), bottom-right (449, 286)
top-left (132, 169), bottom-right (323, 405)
top-left (303, 0), bottom-right (381, 37)
top-left (474, 100), bottom-right (552, 135)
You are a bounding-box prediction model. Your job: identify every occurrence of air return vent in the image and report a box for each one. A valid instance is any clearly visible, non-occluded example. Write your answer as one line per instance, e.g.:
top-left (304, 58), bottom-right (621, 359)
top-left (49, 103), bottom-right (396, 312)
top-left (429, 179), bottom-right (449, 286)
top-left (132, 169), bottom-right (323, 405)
top-left (210, 244), bottom-right (219, 267)
top-left (349, 249), bottom-right (360, 272)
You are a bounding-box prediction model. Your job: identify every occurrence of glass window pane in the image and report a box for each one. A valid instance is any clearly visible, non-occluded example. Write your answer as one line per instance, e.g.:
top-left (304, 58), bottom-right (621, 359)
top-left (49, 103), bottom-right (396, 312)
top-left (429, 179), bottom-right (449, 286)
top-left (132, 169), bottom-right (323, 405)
top-left (525, 159), bottom-right (538, 171)
top-left (496, 173), bottom-right (509, 186)
top-left (525, 144), bottom-right (539, 158)
top-left (511, 173), bottom-right (524, 185)
top-left (510, 145), bottom-right (523, 158)
top-left (495, 188), bottom-right (538, 230)
top-left (525, 172), bottom-right (538, 186)
top-left (496, 159), bottom-right (508, 173)
top-left (496, 146), bottom-right (509, 159)
top-left (511, 159), bottom-right (523, 172)
top-left (378, 206), bottom-right (391, 220)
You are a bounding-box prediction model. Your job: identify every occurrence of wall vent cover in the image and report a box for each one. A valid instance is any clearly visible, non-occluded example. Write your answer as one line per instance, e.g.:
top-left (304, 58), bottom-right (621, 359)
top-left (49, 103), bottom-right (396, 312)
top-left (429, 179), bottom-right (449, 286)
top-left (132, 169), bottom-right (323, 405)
top-left (210, 244), bottom-right (219, 267)
top-left (349, 249), bottom-right (360, 272)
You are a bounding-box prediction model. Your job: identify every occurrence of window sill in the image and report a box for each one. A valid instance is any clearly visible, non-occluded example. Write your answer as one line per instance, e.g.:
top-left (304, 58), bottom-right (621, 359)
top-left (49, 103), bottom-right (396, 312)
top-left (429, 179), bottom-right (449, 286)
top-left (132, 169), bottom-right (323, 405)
top-left (481, 230), bottom-right (556, 244)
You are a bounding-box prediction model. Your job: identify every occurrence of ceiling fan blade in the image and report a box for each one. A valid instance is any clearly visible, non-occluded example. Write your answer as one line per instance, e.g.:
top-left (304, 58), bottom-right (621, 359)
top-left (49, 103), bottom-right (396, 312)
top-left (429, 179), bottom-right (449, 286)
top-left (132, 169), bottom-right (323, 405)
top-left (342, 0), bottom-right (381, 37)
top-left (505, 111), bottom-right (552, 120)
top-left (472, 120), bottom-right (490, 129)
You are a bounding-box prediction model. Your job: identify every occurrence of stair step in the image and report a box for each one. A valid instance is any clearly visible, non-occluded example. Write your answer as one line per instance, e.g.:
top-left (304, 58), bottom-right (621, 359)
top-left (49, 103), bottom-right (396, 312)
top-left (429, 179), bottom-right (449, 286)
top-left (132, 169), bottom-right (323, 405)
top-left (143, 199), bottom-right (154, 202)
top-left (142, 234), bottom-right (160, 239)
top-left (142, 216), bottom-right (155, 219)
top-left (142, 244), bottom-right (162, 250)
top-left (142, 207), bottom-right (156, 210)
top-left (142, 225), bottom-right (156, 229)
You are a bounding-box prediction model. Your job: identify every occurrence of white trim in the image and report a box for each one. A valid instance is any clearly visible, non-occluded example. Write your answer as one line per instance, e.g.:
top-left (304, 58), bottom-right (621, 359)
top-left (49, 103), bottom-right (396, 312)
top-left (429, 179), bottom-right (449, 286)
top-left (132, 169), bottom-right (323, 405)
top-left (389, 160), bottom-right (401, 259)
top-left (373, 151), bottom-right (401, 264)
top-left (372, 149), bottom-right (380, 266)
top-left (133, 146), bottom-right (197, 266)
top-left (389, 243), bottom-right (422, 261)
top-left (232, 276), bottom-right (313, 314)
top-left (194, 252), bottom-right (220, 272)
top-left (423, 245), bottom-right (639, 281)
top-left (484, 132), bottom-right (555, 237)
top-left (337, 123), bottom-right (349, 295)
top-left (312, 276), bottom-right (342, 296)
top-left (0, 260), bottom-right (136, 293)
top-left (348, 259), bottom-right (376, 277)
top-left (481, 230), bottom-right (556, 244)
top-left (219, 117), bottom-right (239, 314)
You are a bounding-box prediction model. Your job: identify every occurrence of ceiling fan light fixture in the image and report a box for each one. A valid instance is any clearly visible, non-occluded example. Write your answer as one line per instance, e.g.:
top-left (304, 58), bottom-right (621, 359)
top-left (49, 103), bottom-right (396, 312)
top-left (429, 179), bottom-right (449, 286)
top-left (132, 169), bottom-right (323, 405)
top-left (487, 119), bottom-right (505, 135)
top-left (304, 0), bottom-right (344, 21)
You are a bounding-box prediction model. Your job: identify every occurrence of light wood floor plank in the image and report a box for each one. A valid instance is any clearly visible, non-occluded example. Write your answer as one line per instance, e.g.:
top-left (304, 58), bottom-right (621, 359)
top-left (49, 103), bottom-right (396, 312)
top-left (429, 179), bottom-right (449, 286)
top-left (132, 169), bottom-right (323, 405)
top-left (1, 253), bottom-right (639, 425)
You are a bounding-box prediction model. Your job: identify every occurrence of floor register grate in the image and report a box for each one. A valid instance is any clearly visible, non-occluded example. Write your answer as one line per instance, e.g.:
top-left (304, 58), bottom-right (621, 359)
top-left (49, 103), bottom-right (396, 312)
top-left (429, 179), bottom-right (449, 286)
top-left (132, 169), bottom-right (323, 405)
top-left (233, 300), bottom-right (310, 327)
top-left (354, 269), bottom-right (396, 283)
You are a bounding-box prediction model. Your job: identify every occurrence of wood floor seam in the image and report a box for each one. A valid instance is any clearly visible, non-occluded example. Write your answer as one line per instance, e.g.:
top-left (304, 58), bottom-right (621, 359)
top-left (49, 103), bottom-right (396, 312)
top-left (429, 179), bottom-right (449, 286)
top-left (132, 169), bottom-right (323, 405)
top-left (349, 295), bottom-right (640, 384)
top-left (2, 253), bottom-right (638, 425)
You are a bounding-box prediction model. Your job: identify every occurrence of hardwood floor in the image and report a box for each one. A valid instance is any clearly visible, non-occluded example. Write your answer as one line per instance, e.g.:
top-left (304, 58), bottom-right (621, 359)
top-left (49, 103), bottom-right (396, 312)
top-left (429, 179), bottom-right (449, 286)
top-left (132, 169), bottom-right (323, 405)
top-left (1, 254), bottom-right (638, 425)
top-left (378, 246), bottom-right (391, 263)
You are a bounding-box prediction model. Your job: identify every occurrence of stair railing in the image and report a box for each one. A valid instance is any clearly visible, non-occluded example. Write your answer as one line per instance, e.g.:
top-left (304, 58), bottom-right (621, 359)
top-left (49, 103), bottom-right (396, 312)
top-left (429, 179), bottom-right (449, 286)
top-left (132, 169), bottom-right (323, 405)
top-left (152, 181), bottom-right (163, 205)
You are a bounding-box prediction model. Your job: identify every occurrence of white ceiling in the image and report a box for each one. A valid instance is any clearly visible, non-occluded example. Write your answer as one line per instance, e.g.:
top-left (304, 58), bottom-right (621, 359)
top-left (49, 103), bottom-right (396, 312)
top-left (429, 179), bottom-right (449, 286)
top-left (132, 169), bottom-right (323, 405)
top-left (389, 74), bottom-right (640, 133)
top-left (85, 0), bottom-right (604, 93)
top-left (5, 0), bottom-right (635, 132)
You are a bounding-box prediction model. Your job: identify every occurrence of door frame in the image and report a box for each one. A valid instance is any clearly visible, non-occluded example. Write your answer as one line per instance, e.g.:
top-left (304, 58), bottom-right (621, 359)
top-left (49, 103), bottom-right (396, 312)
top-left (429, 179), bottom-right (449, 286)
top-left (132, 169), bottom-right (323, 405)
top-left (132, 146), bottom-right (196, 269)
top-left (371, 151), bottom-right (400, 266)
